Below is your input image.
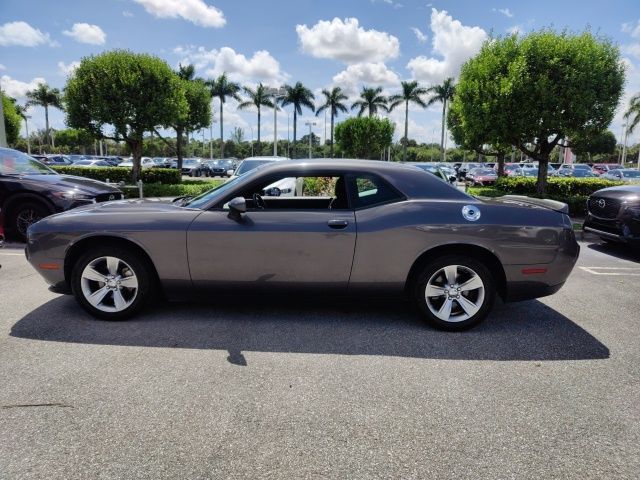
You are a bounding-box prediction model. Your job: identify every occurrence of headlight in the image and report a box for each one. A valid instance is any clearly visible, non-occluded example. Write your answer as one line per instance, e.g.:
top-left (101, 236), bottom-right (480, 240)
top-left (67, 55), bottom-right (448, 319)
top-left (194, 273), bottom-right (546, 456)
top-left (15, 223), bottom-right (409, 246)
top-left (52, 191), bottom-right (94, 200)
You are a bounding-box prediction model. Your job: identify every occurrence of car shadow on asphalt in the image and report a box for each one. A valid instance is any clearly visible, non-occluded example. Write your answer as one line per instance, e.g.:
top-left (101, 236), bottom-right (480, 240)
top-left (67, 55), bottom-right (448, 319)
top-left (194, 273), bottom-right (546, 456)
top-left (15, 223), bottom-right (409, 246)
top-left (10, 295), bottom-right (609, 365)
top-left (586, 241), bottom-right (640, 263)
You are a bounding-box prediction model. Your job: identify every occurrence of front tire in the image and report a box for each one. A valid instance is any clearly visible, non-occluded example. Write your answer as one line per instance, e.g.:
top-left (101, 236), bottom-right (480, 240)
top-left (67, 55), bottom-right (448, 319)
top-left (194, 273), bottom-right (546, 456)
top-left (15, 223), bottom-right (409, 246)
top-left (8, 200), bottom-right (51, 242)
top-left (413, 255), bottom-right (495, 331)
top-left (71, 246), bottom-right (152, 320)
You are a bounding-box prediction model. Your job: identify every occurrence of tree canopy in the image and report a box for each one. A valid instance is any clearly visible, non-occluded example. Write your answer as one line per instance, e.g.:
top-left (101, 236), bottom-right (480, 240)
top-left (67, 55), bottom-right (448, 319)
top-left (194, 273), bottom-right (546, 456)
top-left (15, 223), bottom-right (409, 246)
top-left (449, 30), bottom-right (625, 193)
top-left (65, 49), bottom-right (187, 179)
top-left (334, 116), bottom-right (394, 159)
top-left (2, 94), bottom-right (22, 146)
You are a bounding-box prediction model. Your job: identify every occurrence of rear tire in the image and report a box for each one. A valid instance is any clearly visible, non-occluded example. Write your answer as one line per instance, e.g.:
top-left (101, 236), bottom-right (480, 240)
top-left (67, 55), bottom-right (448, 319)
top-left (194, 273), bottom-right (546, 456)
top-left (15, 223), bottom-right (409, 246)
top-left (71, 246), bottom-right (152, 320)
top-left (413, 255), bottom-right (495, 331)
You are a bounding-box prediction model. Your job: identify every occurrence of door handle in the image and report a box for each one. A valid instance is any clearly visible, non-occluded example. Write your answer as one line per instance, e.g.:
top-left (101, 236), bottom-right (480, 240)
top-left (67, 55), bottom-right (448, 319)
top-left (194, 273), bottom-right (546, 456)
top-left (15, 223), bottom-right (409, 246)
top-left (327, 219), bottom-right (349, 229)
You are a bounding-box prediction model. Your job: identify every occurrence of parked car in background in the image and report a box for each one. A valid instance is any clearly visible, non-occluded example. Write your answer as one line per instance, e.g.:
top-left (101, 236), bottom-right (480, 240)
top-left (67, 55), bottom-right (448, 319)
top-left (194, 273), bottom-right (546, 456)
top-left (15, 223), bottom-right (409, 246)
top-left (466, 168), bottom-right (498, 186)
top-left (563, 169), bottom-right (599, 179)
top-left (41, 155), bottom-right (74, 166)
top-left (119, 157), bottom-right (155, 170)
top-left (513, 167), bottom-right (539, 177)
top-left (0, 147), bottom-right (123, 241)
top-left (181, 158), bottom-right (202, 176)
top-left (583, 185), bottom-right (640, 248)
top-left (229, 156), bottom-right (290, 179)
top-left (602, 169), bottom-right (640, 183)
top-left (25, 158), bottom-right (579, 330)
top-left (151, 157), bottom-right (172, 168)
top-left (592, 163), bottom-right (622, 175)
top-left (456, 162), bottom-right (483, 180)
top-left (437, 164), bottom-right (457, 180)
top-left (408, 163), bottom-right (457, 185)
top-left (502, 163), bottom-right (523, 176)
top-left (67, 154), bottom-right (88, 163)
top-left (200, 159), bottom-right (238, 177)
top-left (73, 159), bottom-right (111, 168)
top-left (556, 163), bottom-right (592, 177)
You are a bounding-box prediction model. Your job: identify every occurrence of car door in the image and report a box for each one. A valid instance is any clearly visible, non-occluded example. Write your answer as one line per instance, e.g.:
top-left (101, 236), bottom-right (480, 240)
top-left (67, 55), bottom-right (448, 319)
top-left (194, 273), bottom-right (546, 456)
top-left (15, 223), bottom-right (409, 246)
top-left (186, 175), bottom-right (356, 292)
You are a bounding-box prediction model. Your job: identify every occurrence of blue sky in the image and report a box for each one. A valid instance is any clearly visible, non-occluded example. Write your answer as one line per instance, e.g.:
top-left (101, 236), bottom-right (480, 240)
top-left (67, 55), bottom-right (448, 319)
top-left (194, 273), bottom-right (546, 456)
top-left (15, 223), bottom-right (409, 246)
top-left (1, 0), bottom-right (640, 146)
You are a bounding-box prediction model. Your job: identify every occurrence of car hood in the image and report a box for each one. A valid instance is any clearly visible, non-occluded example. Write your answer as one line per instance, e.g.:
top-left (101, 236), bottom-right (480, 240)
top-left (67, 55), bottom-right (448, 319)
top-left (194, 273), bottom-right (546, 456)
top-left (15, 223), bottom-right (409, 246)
top-left (481, 195), bottom-right (569, 214)
top-left (67, 198), bottom-right (190, 214)
top-left (20, 173), bottom-right (121, 194)
top-left (592, 185), bottom-right (640, 201)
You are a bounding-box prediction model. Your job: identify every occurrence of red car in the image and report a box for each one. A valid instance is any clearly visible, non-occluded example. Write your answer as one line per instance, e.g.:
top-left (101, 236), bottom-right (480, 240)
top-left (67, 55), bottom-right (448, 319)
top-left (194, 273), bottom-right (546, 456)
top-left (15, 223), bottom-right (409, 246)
top-left (466, 167), bottom-right (498, 186)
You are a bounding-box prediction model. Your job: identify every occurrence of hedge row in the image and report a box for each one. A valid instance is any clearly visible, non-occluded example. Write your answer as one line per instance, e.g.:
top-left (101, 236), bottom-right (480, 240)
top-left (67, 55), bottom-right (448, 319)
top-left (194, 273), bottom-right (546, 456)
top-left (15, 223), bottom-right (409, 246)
top-left (51, 166), bottom-right (181, 184)
top-left (467, 186), bottom-right (587, 217)
top-left (123, 181), bottom-right (223, 199)
top-left (495, 176), bottom-right (623, 196)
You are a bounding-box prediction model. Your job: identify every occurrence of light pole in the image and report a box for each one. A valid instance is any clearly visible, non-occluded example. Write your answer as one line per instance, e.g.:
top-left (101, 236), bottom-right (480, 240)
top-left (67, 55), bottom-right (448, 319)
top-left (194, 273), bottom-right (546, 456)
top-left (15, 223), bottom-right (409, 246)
top-left (265, 87), bottom-right (286, 157)
top-left (621, 122), bottom-right (629, 165)
top-left (249, 125), bottom-right (254, 156)
top-left (304, 121), bottom-right (317, 159)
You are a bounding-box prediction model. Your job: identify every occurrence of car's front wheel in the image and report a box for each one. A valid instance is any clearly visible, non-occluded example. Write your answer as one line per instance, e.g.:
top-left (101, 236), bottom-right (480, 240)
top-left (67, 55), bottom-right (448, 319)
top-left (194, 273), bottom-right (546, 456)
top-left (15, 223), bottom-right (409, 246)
top-left (71, 246), bottom-right (152, 320)
top-left (8, 200), bottom-right (51, 242)
top-left (413, 255), bottom-right (495, 331)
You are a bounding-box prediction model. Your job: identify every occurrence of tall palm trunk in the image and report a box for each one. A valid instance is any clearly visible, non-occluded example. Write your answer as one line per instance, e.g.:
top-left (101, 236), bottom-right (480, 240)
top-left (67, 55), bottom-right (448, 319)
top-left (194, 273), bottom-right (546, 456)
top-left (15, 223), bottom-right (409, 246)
top-left (330, 113), bottom-right (335, 158)
top-left (176, 127), bottom-right (184, 171)
top-left (219, 101), bottom-right (224, 158)
top-left (25, 118), bottom-right (31, 154)
top-left (440, 100), bottom-right (446, 162)
top-left (403, 100), bottom-right (409, 162)
top-left (257, 106), bottom-right (261, 153)
top-left (44, 105), bottom-right (50, 147)
top-left (292, 110), bottom-right (297, 159)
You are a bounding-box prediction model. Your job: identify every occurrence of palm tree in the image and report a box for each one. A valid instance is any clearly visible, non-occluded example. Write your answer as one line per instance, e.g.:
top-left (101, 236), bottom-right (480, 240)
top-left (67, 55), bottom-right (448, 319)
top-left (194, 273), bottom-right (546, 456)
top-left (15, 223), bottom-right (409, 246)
top-left (388, 81), bottom-right (428, 162)
top-left (25, 82), bottom-right (63, 147)
top-left (624, 93), bottom-right (640, 134)
top-left (425, 77), bottom-right (456, 161)
top-left (14, 104), bottom-right (31, 154)
top-left (177, 63), bottom-right (196, 81)
top-left (351, 86), bottom-right (388, 117)
top-left (315, 87), bottom-right (349, 158)
top-left (206, 73), bottom-right (241, 158)
top-left (237, 83), bottom-right (275, 152)
top-left (280, 82), bottom-right (315, 158)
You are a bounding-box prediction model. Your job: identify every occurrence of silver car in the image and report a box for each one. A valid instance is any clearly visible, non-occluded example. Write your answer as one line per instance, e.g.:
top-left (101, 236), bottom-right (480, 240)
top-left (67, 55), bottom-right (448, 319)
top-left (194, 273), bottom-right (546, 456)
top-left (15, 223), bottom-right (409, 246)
top-left (25, 159), bottom-right (579, 331)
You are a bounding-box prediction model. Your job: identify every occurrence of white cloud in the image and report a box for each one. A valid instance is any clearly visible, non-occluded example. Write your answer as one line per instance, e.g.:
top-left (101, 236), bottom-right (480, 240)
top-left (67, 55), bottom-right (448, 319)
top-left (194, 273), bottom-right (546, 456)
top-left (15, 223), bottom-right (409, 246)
top-left (411, 27), bottom-right (427, 43)
top-left (372, 0), bottom-right (403, 8)
top-left (407, 8), bottom-right (487, 85)
top-left (493, 8), bottom-right (514, 18)
top-left (134, 0), bottom-right (225, 28)
top-left (123, 10), bottom-right (134, 18)
top-left (296, 18), bottom-right (400, 64)
top-left (62, 23), bottom-right (106, 45)
top-left (506, 25), bottom-right (523, 35)
top-left (0, 21), bottom-right (56, 47)
top-left (174, 45), bottom-right (287, 85)
top-left (622, 44), bottom-right (640, 60)
top-left (332, 62), bottom-right (400, 96)
top-left (58, 61), bottom-right (80, 76)
top-left (622, 20), bottom-right (640, 39)
top-left (0, 75), bottom-right (47, 98)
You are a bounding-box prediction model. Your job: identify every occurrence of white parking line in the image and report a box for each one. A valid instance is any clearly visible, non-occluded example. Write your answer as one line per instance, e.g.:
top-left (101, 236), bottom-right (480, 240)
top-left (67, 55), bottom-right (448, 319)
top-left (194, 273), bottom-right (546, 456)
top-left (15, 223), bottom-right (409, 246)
top-left (580, 266), bottom-right (640, 276)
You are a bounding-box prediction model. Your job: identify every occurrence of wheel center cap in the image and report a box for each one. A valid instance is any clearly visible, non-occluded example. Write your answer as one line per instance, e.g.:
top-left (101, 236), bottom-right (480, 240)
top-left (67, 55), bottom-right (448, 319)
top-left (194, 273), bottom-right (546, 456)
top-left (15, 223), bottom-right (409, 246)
top-left (106, 279), bottom-right (117, 289)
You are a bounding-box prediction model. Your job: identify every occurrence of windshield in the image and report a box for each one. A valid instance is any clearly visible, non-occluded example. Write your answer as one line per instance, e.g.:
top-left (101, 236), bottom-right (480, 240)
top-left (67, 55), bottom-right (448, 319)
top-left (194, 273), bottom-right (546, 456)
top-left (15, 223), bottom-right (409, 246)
top-left (622, 170), bottom-right (640, 178)
top-left (184, 174), bottom-right (253, 209)
top-left (235, 159), bottom-right (274, 176)
top-left (0, 148), bottom-right (56, 175)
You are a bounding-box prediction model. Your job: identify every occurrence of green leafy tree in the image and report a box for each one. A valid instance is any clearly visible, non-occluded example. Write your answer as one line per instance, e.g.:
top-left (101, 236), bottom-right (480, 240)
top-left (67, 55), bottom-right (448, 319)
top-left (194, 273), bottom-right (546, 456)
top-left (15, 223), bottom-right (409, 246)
top-left (54, 128), bottom-right (95, 153)
top-left (334, 117), bottom-right (394, 159)
top-left (425, 77), bottom-right (455, 161)
top-left (351, 86), bottom-right (388, 117)
top-left (237, 83), bottom-right (275, 150)
top-left (13, 103), bottom-right (31, 153)
top-left (206, 73), bottom-right (241, 159)
top-left (65, 50), bottom-right (187, 180)
top-left (315, 87), bottom-right (349, 158)
top-left (389, 81), bottom-right (428, 162)
top-left (450, 31), bottom-right (624, 194)
top-left (570, 130), bottom-right (616, 161)
top-left (2, 93), bottom-right (22, 145)
top-left (280, 82), bottom-right (315, 158)
top-left (25, 83), bottom-right (63, 146)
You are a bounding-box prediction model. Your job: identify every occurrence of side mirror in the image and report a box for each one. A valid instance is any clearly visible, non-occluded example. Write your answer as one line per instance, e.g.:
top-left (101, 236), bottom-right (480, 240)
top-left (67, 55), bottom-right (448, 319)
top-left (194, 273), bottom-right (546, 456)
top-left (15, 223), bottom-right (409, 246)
top-left (226, 169), bottom-right (234, 177)
top-left (449, 175), bottom-right (457, 183)
top-left (227, 196), bottom-right (246, 220)
top-left (264, 187), bottom-right (281, 197)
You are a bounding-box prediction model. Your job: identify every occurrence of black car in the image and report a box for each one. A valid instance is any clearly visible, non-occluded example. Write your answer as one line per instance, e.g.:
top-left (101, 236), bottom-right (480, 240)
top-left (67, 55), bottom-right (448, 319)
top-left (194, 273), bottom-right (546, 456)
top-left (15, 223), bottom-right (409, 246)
top-left (583, 185), bottom-right (640, 248)
top-left (41, 155), bottom-right (74, 166)
top-left (0, 147), bottom-right (123, 241)
top-left (181, 158), bottom-right (202, 176)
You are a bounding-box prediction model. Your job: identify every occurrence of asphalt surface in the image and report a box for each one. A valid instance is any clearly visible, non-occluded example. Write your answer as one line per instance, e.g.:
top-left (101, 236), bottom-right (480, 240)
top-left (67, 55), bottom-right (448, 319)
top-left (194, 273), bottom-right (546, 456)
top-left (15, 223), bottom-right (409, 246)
top-left (0, 237), bottom-right (639, 479)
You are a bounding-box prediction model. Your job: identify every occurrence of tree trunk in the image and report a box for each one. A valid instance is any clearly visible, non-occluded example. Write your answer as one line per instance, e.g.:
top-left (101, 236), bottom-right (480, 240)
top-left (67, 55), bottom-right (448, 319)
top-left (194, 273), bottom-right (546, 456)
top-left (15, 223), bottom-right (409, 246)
top-left (25, 118), bottom-right (31, 155)
top-left (257, 106), bottom-right (261, 154)
top-left (293, 110), bottom-right (297, 159)
top-left (497, 153), bottom-right (505, 177)
top-left (403, 100), bottom-right (409, 162)
top-left (535, 153), bottom-right (550, 195)
top-left (176, 127), bottom-right (184, 171)
top-left (44, 105), bottom-right (50, 147)
top-left (130, 138), bottom-right (143, 183)
top-left (440, 100), bottom-right (446, 162)
top-left (330, 113), bottom-right (335, 158)
top-left (219, 101), bottom-right (224, 158)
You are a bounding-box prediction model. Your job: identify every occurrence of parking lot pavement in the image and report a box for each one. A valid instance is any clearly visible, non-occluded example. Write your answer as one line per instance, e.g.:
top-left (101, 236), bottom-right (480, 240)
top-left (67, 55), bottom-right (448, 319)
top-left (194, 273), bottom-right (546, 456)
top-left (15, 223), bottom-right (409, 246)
top-left (1, 238), bottom-right (639, 479)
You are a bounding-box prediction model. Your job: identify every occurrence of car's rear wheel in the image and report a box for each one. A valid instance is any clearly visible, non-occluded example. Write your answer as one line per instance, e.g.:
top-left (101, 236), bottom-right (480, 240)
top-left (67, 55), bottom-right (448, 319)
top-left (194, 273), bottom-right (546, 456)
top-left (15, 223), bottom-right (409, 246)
top-left (71, 246), bottom-right (152, 320)
top-left (8, 200), bottom-right (51, 242)
top-left (413, 255), bottom-right (495, 331)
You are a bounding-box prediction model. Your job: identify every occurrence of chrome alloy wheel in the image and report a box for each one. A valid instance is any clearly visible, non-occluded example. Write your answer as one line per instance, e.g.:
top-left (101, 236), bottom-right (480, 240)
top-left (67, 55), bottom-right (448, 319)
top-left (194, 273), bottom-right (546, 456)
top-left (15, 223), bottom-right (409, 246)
top-left (424, 264), bottom-right (485, 323)
top-left (16, 209), bottom-right (43, 236)
top-left (80, 256), bottom-right (139, 313)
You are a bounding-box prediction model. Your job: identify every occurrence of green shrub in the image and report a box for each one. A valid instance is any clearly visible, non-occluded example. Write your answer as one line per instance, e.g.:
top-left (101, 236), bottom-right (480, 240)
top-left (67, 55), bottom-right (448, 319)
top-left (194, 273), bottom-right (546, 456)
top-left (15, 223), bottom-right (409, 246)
top-left (51, 166), bottom-right (181, 184)
top-left (495, 176), bottom-right (622, 197)
top-left (123, 181), bottom-right (223, 199)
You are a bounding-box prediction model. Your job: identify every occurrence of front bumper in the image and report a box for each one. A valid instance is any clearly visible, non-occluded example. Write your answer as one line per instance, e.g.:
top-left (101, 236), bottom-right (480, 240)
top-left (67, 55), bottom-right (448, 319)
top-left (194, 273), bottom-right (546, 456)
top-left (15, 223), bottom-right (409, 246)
top-left (583, 213), bottom-right (640, 247)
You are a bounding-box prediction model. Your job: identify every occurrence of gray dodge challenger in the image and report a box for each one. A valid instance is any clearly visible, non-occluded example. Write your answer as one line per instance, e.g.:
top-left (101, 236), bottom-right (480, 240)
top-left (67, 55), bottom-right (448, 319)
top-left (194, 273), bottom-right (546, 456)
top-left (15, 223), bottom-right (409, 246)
top-left (25, 159), bottom-right (579, 330)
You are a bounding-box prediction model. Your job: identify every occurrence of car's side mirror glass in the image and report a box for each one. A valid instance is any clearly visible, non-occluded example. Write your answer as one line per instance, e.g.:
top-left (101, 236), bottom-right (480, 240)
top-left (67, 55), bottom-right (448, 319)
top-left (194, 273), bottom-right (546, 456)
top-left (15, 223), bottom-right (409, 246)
top-left (264, 187), bottom-right (281, 197)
